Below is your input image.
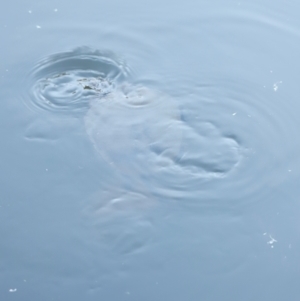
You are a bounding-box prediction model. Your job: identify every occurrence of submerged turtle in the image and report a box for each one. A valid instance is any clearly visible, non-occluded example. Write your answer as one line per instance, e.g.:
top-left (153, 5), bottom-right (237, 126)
top-left (84, 83), bottom-right (183, 179)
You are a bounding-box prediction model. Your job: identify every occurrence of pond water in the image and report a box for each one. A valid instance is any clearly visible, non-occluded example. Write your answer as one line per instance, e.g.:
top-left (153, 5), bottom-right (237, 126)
top-left (1, 0), bottom-right (300, 300)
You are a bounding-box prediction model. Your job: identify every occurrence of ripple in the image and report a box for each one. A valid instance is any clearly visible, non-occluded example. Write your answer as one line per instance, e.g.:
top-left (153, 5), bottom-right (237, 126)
top-left (23, 47), bottom-right (131, 114)
top-left (180, 76), bottom-right (297, 206)
top-left (24, 47), bottom-right (246, 205)
top-left (85, 81), bottom-right (243, 201)
top-left (86, 73), bottom-right (295, 207)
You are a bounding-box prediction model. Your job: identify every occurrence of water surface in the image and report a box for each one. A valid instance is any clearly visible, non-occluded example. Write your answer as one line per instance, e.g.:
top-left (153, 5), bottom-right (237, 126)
top-left (1, 0), bottom-right (300, 300)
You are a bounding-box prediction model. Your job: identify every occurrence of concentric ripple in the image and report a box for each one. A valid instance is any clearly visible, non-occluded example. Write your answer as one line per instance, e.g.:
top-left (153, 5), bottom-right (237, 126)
top-left (23, 47), bottom-right (130, 114)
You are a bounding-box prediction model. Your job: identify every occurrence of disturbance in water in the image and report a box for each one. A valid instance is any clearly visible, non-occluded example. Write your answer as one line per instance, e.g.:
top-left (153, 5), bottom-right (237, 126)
top-left (84, 82), bottom-right (242, 196)
top-left (24, 47), bottom-right (130, 114)
top-left (25, 47), bottom-right (242, 199)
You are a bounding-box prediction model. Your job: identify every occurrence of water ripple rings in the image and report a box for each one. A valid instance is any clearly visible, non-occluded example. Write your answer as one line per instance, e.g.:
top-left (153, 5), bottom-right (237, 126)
top-left (23, 47), bottom-right (131, 114)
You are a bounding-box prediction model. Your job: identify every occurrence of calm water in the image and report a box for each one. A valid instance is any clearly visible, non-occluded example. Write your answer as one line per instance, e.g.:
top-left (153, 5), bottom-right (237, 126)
top-left (1, 0), bottom-right (300, 300)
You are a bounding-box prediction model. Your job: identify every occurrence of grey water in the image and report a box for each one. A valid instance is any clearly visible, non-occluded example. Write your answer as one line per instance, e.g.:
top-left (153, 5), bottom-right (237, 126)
top-left (1, 0), bottom-right (300, 300)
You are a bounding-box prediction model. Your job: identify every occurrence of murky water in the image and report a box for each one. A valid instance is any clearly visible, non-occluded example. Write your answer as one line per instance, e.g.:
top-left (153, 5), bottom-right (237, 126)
top-left (1, 0), bottom-right (300, 300)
